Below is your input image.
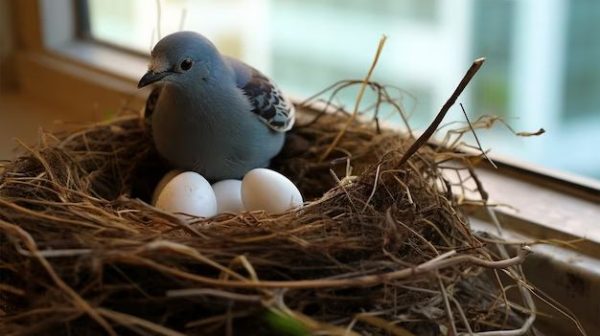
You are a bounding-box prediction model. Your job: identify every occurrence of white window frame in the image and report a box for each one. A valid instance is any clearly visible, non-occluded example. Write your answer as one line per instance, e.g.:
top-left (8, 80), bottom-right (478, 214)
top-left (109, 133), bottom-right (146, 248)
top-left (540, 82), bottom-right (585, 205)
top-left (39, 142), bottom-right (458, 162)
top-left (8, 0), bottom-right (600, 333)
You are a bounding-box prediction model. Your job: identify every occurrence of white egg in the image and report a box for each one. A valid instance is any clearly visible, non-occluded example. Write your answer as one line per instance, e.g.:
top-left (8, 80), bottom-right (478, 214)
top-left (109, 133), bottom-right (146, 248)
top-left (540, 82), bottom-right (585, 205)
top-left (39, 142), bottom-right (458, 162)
top-left (241, 168), bottom-right (303, 214)
top-left (152, 170), bottom-right (182, 205)
top-left (212, 179), bottom-right (245, 214)
top-left (155, 171), bottom-right (217, 218)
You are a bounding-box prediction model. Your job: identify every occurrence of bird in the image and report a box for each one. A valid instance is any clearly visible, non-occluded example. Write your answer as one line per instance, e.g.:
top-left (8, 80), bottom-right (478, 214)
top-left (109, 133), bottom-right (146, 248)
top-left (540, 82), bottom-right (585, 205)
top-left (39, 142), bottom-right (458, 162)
top-left (138, 31), bottom-right (295, 181)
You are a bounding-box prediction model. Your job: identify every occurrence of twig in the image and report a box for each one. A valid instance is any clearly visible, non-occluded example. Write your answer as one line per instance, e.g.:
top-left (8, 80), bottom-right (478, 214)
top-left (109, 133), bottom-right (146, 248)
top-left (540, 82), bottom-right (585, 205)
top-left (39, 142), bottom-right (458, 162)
top-left (438, 276), bottom-right (458, 336)
top-left (460, 103), bottom-right (497, 169)
top-left (361, 164), bottom-right (381, 212)
top-left (467, 165), bottom-right (489, 202)
top-left (450, 295), bottom-right (475, 335)
top-left (16, 247), bottom-right (91, 258)
top-left (319, 36), bottom-right (387, 162)
top-left (526, 287), bottom-right (588, 336)
top-left (185, 311), bottom-right (252, 328)
top-left (98, 308), bottom-right (185, 336)
top-left (516, 129), bottom-right (545, 137)
top-left (166, 288), bottom-right (262, 303)
top-left (396, 58), bottom-right (485, 168)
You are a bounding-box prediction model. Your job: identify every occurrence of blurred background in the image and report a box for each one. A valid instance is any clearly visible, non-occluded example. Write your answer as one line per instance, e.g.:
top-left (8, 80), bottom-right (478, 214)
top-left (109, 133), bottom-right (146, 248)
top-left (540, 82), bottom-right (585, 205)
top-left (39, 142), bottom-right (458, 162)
top-left (1, 0), bottom-right (599, 182)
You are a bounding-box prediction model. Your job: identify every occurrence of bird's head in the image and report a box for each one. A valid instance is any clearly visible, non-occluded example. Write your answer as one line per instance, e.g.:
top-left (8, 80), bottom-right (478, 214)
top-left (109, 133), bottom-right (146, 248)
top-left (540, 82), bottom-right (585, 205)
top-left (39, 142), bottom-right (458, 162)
top-left (138, 31), bottom-right (224, 89)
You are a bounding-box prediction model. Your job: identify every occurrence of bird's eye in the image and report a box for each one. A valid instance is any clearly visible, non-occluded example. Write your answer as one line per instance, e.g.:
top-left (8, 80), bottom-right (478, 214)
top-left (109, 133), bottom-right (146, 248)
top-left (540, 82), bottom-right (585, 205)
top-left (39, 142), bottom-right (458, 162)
top-left (180, 58), bottom-right (193, 71)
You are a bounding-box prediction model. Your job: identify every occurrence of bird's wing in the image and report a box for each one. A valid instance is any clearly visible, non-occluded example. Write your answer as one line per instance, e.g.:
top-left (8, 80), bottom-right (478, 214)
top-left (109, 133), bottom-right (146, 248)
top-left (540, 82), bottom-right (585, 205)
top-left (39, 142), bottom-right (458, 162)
top-left (226, 57), bottom-right (295, 132)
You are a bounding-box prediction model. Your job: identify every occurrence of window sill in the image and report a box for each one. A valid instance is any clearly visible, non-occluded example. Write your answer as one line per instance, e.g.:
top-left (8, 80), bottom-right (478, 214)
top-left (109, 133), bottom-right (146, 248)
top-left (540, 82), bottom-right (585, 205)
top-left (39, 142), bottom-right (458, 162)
top-left (51, 40), bottom-right (148, 83)
top-left (471, 163), bottom-right (600, 249)
top-left (16, 41), bottom-right (149, 120)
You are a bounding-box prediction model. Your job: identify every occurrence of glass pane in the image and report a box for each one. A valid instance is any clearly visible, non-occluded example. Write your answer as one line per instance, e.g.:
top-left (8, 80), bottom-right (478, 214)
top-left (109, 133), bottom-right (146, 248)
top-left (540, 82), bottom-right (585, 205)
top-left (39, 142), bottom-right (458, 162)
top-left (87, 0), bottom-right (600, 182)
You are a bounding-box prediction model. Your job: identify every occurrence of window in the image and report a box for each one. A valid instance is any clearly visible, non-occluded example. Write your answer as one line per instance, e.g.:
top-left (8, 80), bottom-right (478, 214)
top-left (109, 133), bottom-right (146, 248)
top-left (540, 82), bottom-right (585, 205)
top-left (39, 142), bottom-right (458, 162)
top-left (81, 0), bottom-right (600, 182)
top-left (564, 0), bottom-right (600, 119)
top-left (7, 1), bottom-right (600, 333)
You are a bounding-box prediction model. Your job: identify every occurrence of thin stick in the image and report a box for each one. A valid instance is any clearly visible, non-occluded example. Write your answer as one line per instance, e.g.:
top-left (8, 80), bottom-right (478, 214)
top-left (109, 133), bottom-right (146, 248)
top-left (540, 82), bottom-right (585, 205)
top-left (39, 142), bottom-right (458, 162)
top-left (98, 308), bottom-right (185, 336)
top-left (467, 165), bottom-right (489, 202)
top-left (319, 36), bottom-right (387, 162)
top-left (438, 276), bottom-right (458, 336)
top-left (396, 58), bottom-right (485, 168)
top-left (450, 295), bottom-right (475, 335)
top-left (460, 103), bottom-right (497, 169)
top-left (361, 164), bottom-right (381, 212)
top-left (166, 288), bottom-right (262, 303)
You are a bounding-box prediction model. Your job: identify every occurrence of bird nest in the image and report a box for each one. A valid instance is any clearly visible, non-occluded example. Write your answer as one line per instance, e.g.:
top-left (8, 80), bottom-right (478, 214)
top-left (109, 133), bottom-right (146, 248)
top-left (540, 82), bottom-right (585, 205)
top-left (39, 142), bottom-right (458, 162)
top-left (0, 68), bottom-right (536, 335)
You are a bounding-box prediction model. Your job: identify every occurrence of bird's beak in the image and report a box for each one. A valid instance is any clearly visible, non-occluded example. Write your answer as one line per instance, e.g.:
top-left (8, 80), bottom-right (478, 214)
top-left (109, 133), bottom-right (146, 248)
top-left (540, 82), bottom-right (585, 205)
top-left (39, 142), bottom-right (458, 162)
top-left (138, 71), bottom-right (170, 88)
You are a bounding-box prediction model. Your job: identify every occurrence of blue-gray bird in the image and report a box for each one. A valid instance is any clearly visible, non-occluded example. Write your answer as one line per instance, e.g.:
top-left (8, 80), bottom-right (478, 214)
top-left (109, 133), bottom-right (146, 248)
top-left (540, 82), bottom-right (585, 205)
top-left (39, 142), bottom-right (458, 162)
top-left (138, 31), bottom-right (295, 181)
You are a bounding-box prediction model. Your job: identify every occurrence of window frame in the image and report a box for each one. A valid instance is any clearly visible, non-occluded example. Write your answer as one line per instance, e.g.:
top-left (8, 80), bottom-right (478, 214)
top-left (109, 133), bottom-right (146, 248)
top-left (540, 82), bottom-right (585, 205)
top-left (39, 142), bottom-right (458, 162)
top-left (13, 0), bottom-right (149, 119)
top-left (9, 1), bottom-right (600, 332)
